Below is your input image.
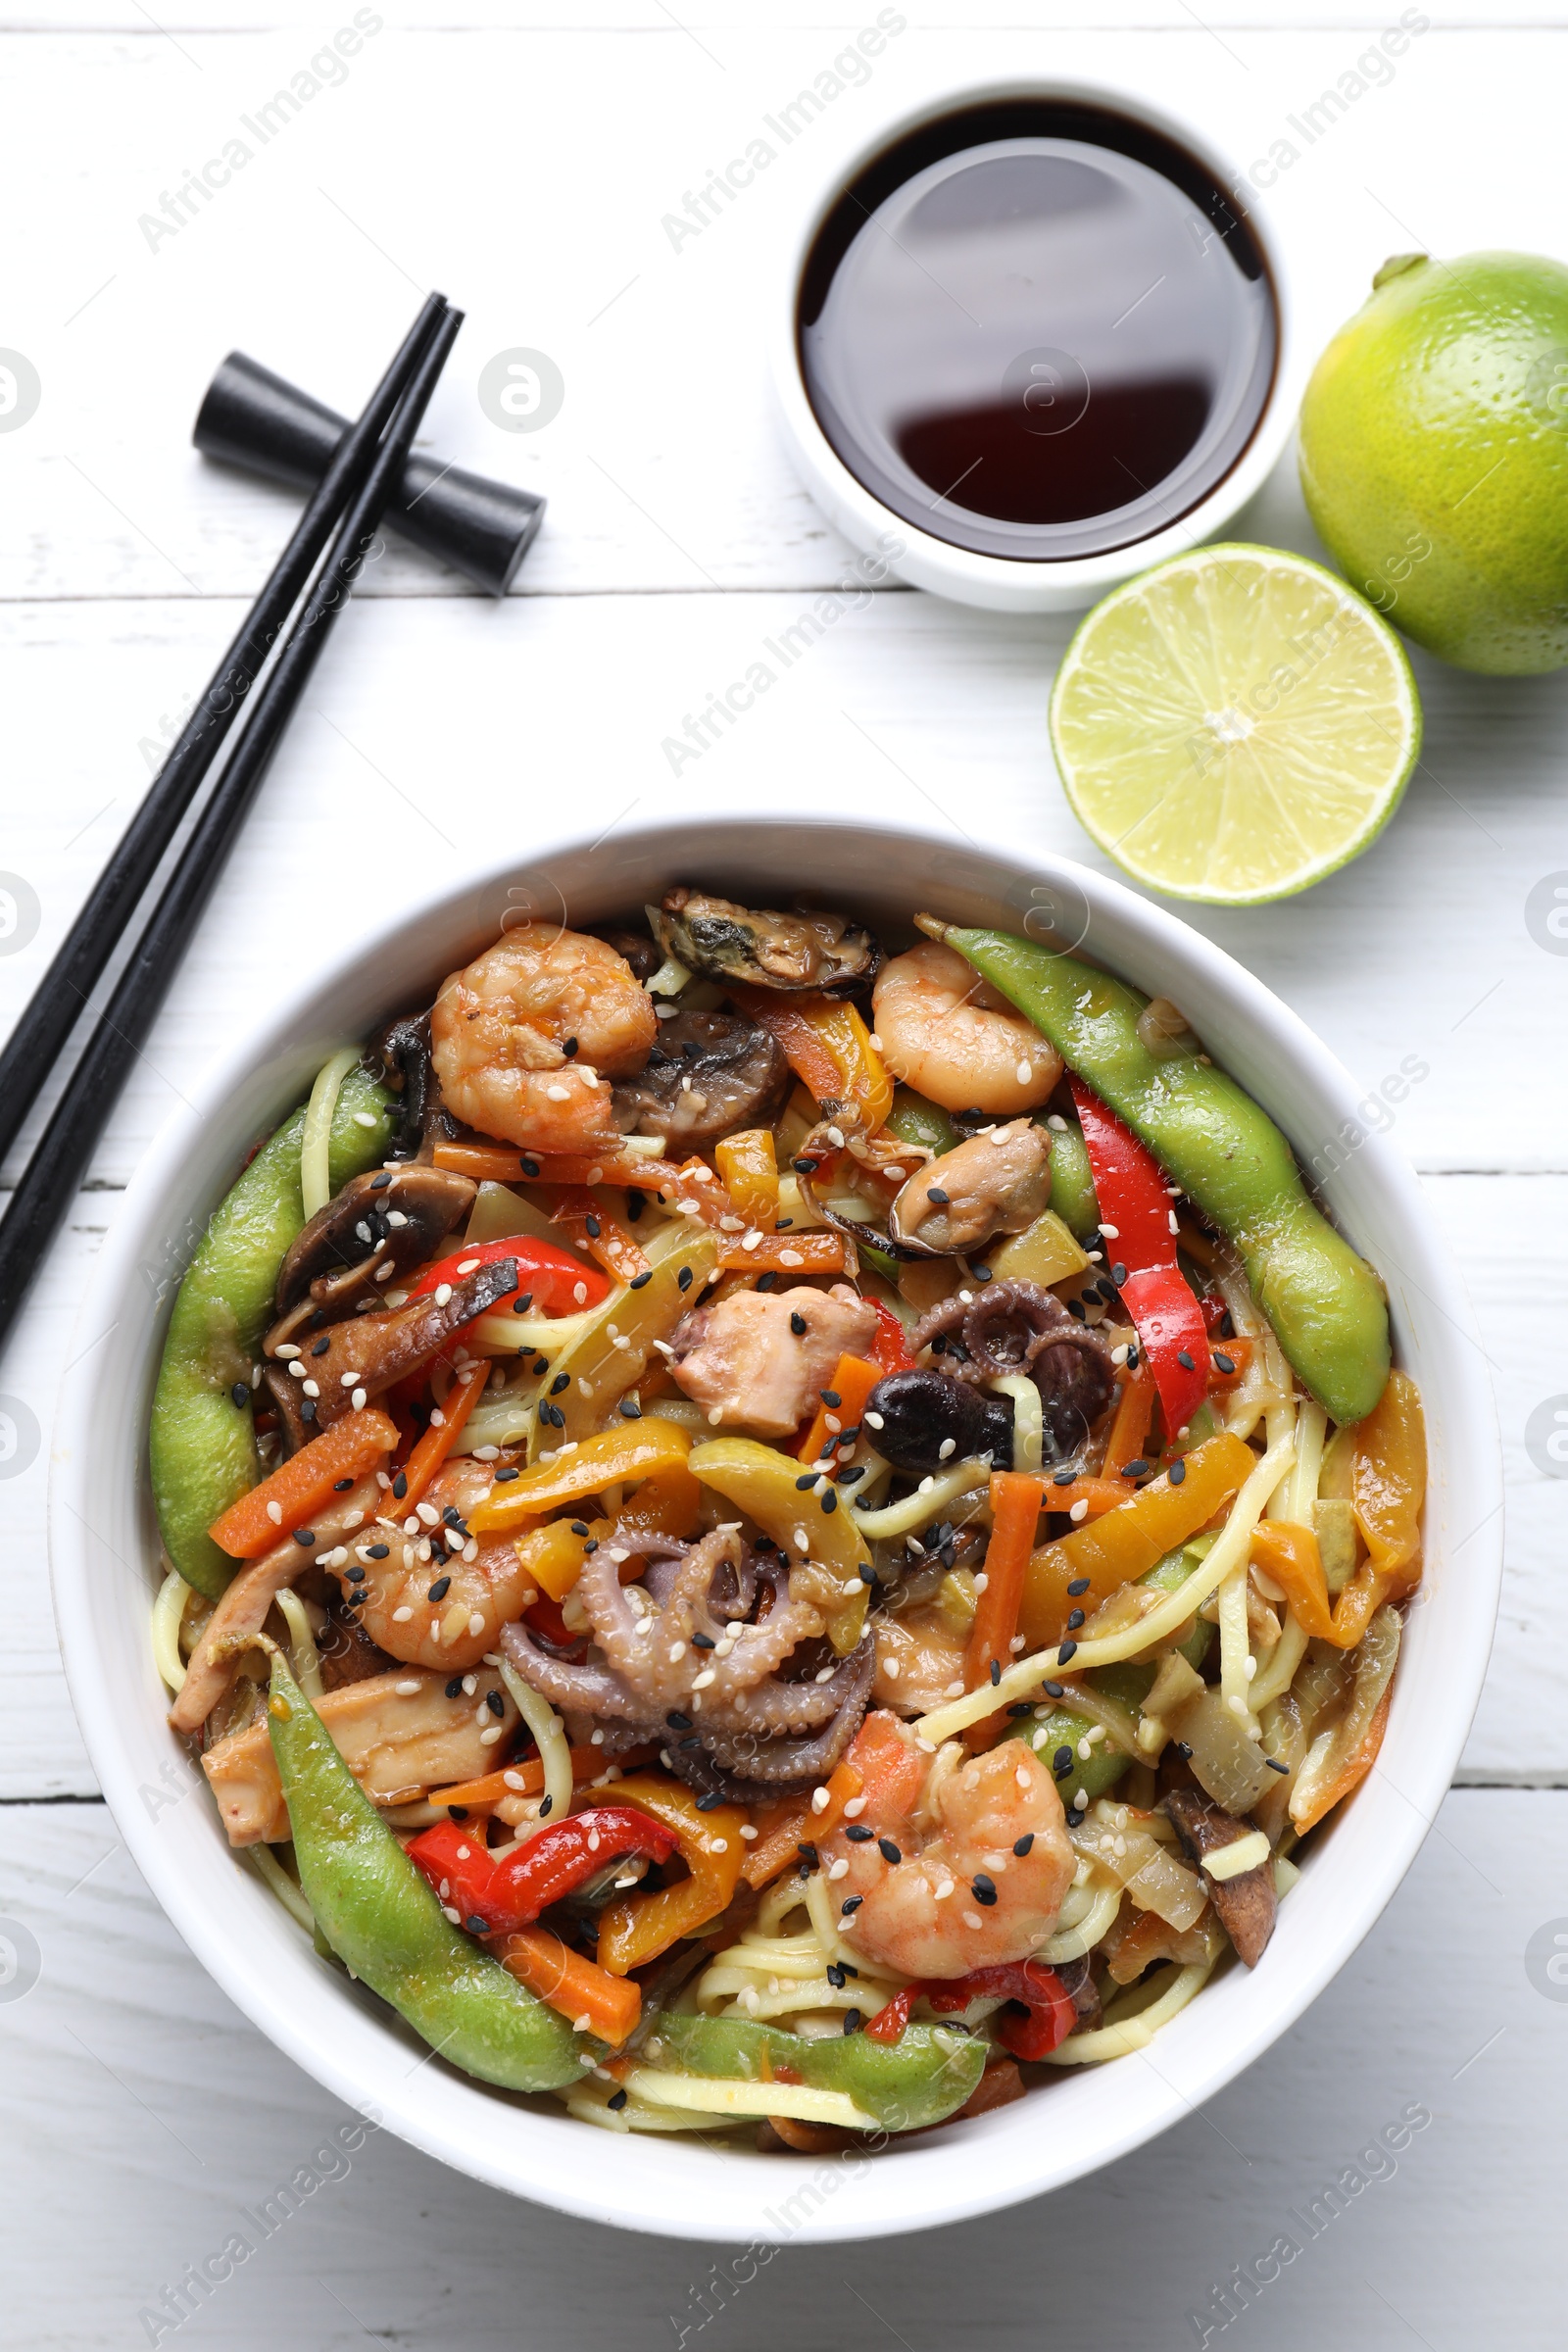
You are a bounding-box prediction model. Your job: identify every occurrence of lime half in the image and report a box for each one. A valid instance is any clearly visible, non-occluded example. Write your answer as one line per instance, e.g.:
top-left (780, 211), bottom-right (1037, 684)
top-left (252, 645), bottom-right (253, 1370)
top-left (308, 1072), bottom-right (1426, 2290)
top-left (1049, 545), bottom-right (1421, 904)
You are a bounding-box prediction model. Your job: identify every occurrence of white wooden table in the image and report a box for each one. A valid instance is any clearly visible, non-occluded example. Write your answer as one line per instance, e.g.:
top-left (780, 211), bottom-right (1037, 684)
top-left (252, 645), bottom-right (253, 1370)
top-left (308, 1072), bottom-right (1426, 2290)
top-left (4, 7), bottom-right (1566, 2343)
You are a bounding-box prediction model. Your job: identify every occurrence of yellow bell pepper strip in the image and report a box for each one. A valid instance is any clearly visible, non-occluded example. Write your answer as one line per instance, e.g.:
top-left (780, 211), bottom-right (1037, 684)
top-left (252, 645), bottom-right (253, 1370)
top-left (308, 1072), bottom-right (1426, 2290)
top-left (796, 1353), bottom-right (882, 1468)
top-left (494, 1927), bottom-right (644, 2046)
top-left (596, 1776), bottom-right (748, 1974)
top-left (964, 1472), bottom-right (1046, 1742)
top-left (615, 1462), bottom-right (704, 1540)
top-left (728, 986), bottom-right (893, 1131)
top-left (524, 1224), bottom-right (719, 1456)
top-left (1018, 1431), bottom-right (1256, 1651)
top-left (716, 1231), bottom-right (848, 1276)
top-left (469, 1419), bottom-right (694, 1536)
top-left (1352, 1368), bottom-right (1426, 1575)
top-left (714, 1129), bottom-right (780, 1229)
top-left (1291, 1680), bottom-right (1394, 1835)
top-left (741, 1759), bottom-right (863, 1889)
top-left (689, 1435), bottom-right (872, 1589)
top-left (513, 1518), bottom-right (595, 1603)
top-left (549, 1186), bottom-right (652, 1287)
top-left (208, 1408), bottom-right (400, 1559)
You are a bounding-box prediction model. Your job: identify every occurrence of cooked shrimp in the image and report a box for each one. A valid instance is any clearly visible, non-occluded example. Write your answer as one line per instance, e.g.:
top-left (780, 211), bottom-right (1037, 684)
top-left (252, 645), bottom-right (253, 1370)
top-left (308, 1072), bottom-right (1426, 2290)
top-left (873, 941), bottom-right (1062, 1116)
top-left (430, 922), bottom-right (657, 1152)
top-left (332, 1459), bottom-right (539, 1672)
top-left (820, 1709), bottom-right (1075, 1978)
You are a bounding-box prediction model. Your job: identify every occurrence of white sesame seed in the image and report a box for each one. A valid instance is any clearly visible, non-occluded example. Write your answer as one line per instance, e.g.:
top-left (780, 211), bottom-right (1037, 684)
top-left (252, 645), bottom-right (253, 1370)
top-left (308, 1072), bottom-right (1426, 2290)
top-left (434, 1283), bottom-right (452, 1306)
top-left (944, 1679), bottom-right (964, 1697)
top-left (882, 1657), bottom-right (901, 1680)
top-left (394, 1678), bottom-right (420, 1694)
top-left (374, 1262), bottom-right (395, 1282)
top-left (479, 1725), bottom-right (504, 1746)
top-left (275, 1344), bottom-right (302, 1361)
top-left (810, 1787), bottom-right (830, 1814)
top-left (739, 1824), bottom-right (759, 1840)
top-left (1075, 1787), bottom-right (1089, 1808)
top-left (573, 1282), bottom-right (588, 1304)
top-left (1099, 1223), bottom-right (1120, 1240)
top-left (416, 1502), bottom-right (440, 1527)
top-left (468, 1610), bottom-right (486, 1637)
top-left (546, 1084), bottom-right (571, 1102)
top-left (302, 1380), bottom-right (319, 1399)
top-left (864, 1410), bottom-right (885, 1432)
top-left (462, 1675), bottom-right (477, 1695)
top-left (287, 1359), bottom-right (308, 1380)
top-left (267, 1501), bottom-right (283, 1525)
top-left (779, 1250), bottom-right (803, 1267)
top-left (938, 1437), bottom-right (956, 1461)
top-left (1069, 1499), bottom-right (1089, 1523)
top-left (827, 1858), bottom-right (849, 1882)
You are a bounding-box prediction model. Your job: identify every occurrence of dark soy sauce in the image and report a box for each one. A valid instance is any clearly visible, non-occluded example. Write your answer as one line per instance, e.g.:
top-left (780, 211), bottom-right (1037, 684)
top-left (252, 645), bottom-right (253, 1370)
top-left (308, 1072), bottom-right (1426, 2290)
top-left (799, 101), bottom-right (1277, 562)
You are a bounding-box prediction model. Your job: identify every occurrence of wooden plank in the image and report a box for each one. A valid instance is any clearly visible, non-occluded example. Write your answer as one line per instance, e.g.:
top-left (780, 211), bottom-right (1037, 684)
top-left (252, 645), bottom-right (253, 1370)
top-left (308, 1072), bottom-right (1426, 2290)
top-left (0, 1788), bottom-right (1557, 2339)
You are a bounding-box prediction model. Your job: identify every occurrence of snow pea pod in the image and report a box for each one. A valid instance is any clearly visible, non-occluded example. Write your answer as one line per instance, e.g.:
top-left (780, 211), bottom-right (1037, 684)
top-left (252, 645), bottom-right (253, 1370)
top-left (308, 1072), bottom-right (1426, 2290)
top-left (1044, 1117), bottom-right (1100, 1240)
top-left (149, 1068), bottom-right (395, 1598)
top-left (930, 924), bottom-right (1390, 1425)
top-left (651, 2011), bottom-right (985, 2132)
top-left (254, 1638), bottom-right (590, 2095)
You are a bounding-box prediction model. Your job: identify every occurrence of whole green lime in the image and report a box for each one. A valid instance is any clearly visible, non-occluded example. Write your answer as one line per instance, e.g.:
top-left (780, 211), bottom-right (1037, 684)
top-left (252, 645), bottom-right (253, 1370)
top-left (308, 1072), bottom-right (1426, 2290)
top-left (1298, 251), bottom-right (1568, 674)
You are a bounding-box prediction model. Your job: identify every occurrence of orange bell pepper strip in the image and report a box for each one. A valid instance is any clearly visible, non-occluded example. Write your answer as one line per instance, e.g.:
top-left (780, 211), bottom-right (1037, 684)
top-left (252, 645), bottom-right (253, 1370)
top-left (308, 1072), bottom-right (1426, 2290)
top-left (596, 1776), bottom-right (748, 1974)
top-left (398, 1361), bottom-right (490, 1509)
top-left (513, 1518), bottom-right (594, 1603)
top-left (1018, 1431), bottom-right (1256, 1650)
top-left (714, 1130), bottom-right (779, 1229)
top-left (428, 1744), bottom-right (645, 1812)
top-left (965, 1472), bottom-right (1045, 1740)
top-left (1352, 1369), bottom-right (1426, 1576)
top-left (1290, 1681), bottom-right (1394, 1834)
top-left (741, 1759), bottom-right (862, 1890)
top-left (1044, 1477), bottom-right (1137, 1523)
top-left (207, 1407), bottom-right (400, 1557)
top-left (433, 1141), bottom-right (690, 1195)
top-left (652, 1158), bottom-right (739, 1230)
top-left (728, 986), bottom-right (893, 1131)
top-left (549, 1186), bottom-right (652, 1287)
top-left (797, 1353), bottom-right (882, 1467)
top-left (494, 1926), bottom-right (642, 2045)
top-left (716, 1231), bottom-right (846, 1276)
top-left (1250, 1517), bottom-right (1416, 1651)
top-left (468, 1418), bottom-right (694, 1535)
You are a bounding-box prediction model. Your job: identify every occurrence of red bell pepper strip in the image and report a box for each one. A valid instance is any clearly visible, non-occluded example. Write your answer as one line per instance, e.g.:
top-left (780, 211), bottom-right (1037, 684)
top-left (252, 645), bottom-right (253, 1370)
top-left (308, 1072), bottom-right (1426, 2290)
top-left (864, 1960), bottom-right (1079, 2057)
top-left (925, 1960), bottom-right (1079, 2060)
top-left (1068, 1076), bottom-right (1208, 1438)
top-left (406, 1807), bottom-right (678, 1938)
top-left (867, 1300), bottom-right (912, 1377)
top-left (409, 1234), bottom-right (612, 1321)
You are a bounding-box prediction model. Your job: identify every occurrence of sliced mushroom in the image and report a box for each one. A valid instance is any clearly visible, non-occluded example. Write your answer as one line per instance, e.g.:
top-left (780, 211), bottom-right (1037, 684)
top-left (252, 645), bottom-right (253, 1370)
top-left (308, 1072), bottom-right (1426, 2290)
top-left (612, 1008), bottom-right (789, 1152)
top-left (270, 1164), bottom-right (477, 1350)
top-left (591, 925), bottom-right (662, 984)
top-left (317, 1599), bottom-right (397, 1690)
top-left (888, 1121), bottom-right (1052, 1257)
top-left (273, 1257), bottom-right (519, 1439)
top-left (1164, 1788), bottom-right (1278, 1968)
top-left (371, 1007), bottom-right (456, 1159)
top-left (649, 887), bottom-right (880, 997)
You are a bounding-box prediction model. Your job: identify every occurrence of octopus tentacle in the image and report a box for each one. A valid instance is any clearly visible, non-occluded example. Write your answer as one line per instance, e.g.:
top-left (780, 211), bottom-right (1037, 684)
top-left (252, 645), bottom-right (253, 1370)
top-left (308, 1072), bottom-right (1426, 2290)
top-left (500, 1621), bottom-right (647, 1719)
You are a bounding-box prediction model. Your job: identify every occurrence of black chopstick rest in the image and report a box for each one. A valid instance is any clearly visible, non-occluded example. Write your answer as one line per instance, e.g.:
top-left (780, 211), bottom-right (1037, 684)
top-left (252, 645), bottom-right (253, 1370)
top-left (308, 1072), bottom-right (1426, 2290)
top-left (194, 351), bottom-right (544, 598)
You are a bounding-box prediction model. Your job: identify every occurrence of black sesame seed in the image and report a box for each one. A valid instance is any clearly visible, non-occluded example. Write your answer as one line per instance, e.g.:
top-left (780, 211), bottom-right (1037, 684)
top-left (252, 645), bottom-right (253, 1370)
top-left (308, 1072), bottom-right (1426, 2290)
top-left (619, 1397), bottom-right (642, 1419)
top-left (1066, 1577), bottom-right (1091, 1596)
top-left (1054, 1744), bottom-right (1074, 1777)
top-left (826, 1963), bottom-right (847, 1987)
top-left (926, 1187), bottom-right (950, 1205)
top-left (550, 1373), bottom-right (570, 1396)
top-left (370, 1171), bottom-right (392, 1191)
top-left (971, 1265), bottom-right (992, 1283)
top-left (1122, 1457), bottom-right (1150, 1479)
top-left (792, 1158), bottom-right (816, 1176)
top-left (678, 1736), bottom-right (702, 1750)
top-left (1169, 1459), bottom-right (1187, 1485)
top-left (691, 1632), bottom-right (715, 1650)
top-left (230, 1381), bottom-right (251, 1407)
top-left (1013, 1834), bottom-right (1035, 1857)
top-left (795, 1472), bottom-right (819, 1491)
top-left (427, 1575), bottom-right (452, 1601)
top-left (607, 2088), bottom-right (628, 2110)
top-left (346, 1565), bottom-right (366, 1584)
top-left (445, 1677), bottom-right (464, 1698)
top-left (797, 1841), bottom-right (819, 1866)
top-left (666, 1711), bottom-right (693, 1731)
top-left (392, 1472), bottom-right (408, 1500)
top-left (989, 1659), bottom-right (1002, 1687)
top-left (519, 1157), bottom-right (540, 1179)
top-left (563, 1036), bottom-right (578, 1057)
top-left (629, 1269), bottom-right (652, 1289)
top-left (756, 1270), bottom-right (779, 1291)
top-left (1111, 1262), bottom-right (1127, 1286)
top-left (1176, 1348), bottom-right (1196, 1371)
top-left (841, 1896), bottom-right (863, 1915)
top-left (368, 1543), bottom-right (390, 1559)
top-left (301, 1399), bottom-right (318, 1424)
top-left (843, 2010), bottom-right (862, 2034)
top-left (1173, 1740), bottom-right (1194, 1761)
top-left (820, 1490), bottom-right (838, 1515)
top-left (583, 1539), bottom-right (599, 1553)
top-left (790, 1311), bottom-right (808, 1336)
top-left (585, 1214), bottom-right (602, 1239)
top-left (1054, 1469), bottom-right (1078, 1488)
top-left (1065, 1805), bottom-right (1085, 1829)
top-left (1067, 1299), bottom-right (1087, 1322)
top-left (494, 1466), bottom-right (519, 1482)
top-left (311, 1337), bottom-right (330, 1357)
top-left (1066, 1609), bottom-right (1085, 1632)
top-left (292, 1529), bottom-right (316, 1547)
top-left (485, 1690), bottom-right (505, 1718)
top-left (1044, 1680), bottom-right (1064, 1699)
top-left (447, 1804), bottom-right (468, 1821)
top-left (695, 1792), bottom-right (724, 1812)
top-left (538, 1795), bottom-right (553, 1817)
top-left (678, 1266), bottom-right (694, 1291)
top-left (1006, 1702), bottom-right (1035, 1718)
top-left (846, 1824), bottom-right (874, 1843)
top-left (971, 1875), bottom-right (997, 1906)
top-left (332, 1477), bottom-right (355, 1493)
top-left (1219, 1310), bottom-right (1235, 1339)
top-left (466, 1916), bottom-right (490, 1935)
top-left (1213, 1351), bottom-right (1235, 1375)
top-left (1057, 1640), bottom-right (1078, 1665)
top-left (1094, 1278), bottom-right (1118, 1306)
top-left (627, 1194), bottom-right (646, 1224)
top-left (569, 1521), bottom-right (589, 1537)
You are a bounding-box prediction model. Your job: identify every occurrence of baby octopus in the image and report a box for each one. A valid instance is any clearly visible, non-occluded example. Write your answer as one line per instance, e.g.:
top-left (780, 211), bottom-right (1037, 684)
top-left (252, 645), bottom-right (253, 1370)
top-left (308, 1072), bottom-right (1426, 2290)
top-left (430, 922), bottom-right (657, 1153)
top-left (820, 1710), bottom-right (1075, 1979)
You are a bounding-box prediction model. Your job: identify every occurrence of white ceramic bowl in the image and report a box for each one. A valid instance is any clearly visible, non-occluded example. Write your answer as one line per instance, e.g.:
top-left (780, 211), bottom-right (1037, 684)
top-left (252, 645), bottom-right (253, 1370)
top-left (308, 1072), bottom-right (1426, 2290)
top-left (769, 77), bottom-right (1302, 614)
top-left (51, 810), bottom-right (1499, 2243)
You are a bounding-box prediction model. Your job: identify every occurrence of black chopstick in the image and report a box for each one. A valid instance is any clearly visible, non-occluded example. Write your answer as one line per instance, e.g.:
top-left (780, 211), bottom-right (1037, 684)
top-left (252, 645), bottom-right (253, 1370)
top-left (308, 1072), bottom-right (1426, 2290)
top-left (0, 291), bottom-right (448, 1175)
top-left (0, 302), bottom-right (465, 1351)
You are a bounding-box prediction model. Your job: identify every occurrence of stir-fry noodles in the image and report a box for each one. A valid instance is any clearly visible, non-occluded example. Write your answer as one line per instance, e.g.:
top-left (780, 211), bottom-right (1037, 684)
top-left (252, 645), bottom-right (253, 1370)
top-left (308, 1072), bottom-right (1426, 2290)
top-left (148, 891), bottom-right (1425, 2143)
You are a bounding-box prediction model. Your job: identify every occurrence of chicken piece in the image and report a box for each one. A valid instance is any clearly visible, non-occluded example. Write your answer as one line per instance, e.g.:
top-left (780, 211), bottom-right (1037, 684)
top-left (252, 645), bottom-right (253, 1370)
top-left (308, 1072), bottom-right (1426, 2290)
top-left (669, 1282), bottom-right (877, 1438)
top-left (201, 1666), bottom-right (518, 1845)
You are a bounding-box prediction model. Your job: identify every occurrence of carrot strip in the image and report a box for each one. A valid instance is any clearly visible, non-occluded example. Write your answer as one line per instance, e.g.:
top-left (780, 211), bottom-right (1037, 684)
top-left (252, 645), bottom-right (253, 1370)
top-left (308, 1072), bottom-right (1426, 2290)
top-left (429, 1743), bottom-right (661, 1813)
top-left (964, 1472), bottom-right (1045, 1740)
top-left (549, 1185), bottom-right (652, 1286)
top-left (714, 1130), bottom-right (779, 1230)
top-left (208, 1407), bottom-right (400, 1558)
top-left (741, 1760), bottom-right (862, 1889)
top-left (716, 1232), bottom-right (846, 1275)
top-left (433, 1142), bottom-right (677, 1191)
top-left (495, 1926), bottom-right (642, 2045)
top-left (1102, 1368), bottom-right (1154, 1479)
top-left (654, 1157), bottom-right (739, 1231)
top-left (399, 1360), bottom-right (490, 1510)
top-left (796, 1353), bottom-right (881, 1467)
top-left (1207, 1336), bottom-right (1252, 1389)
